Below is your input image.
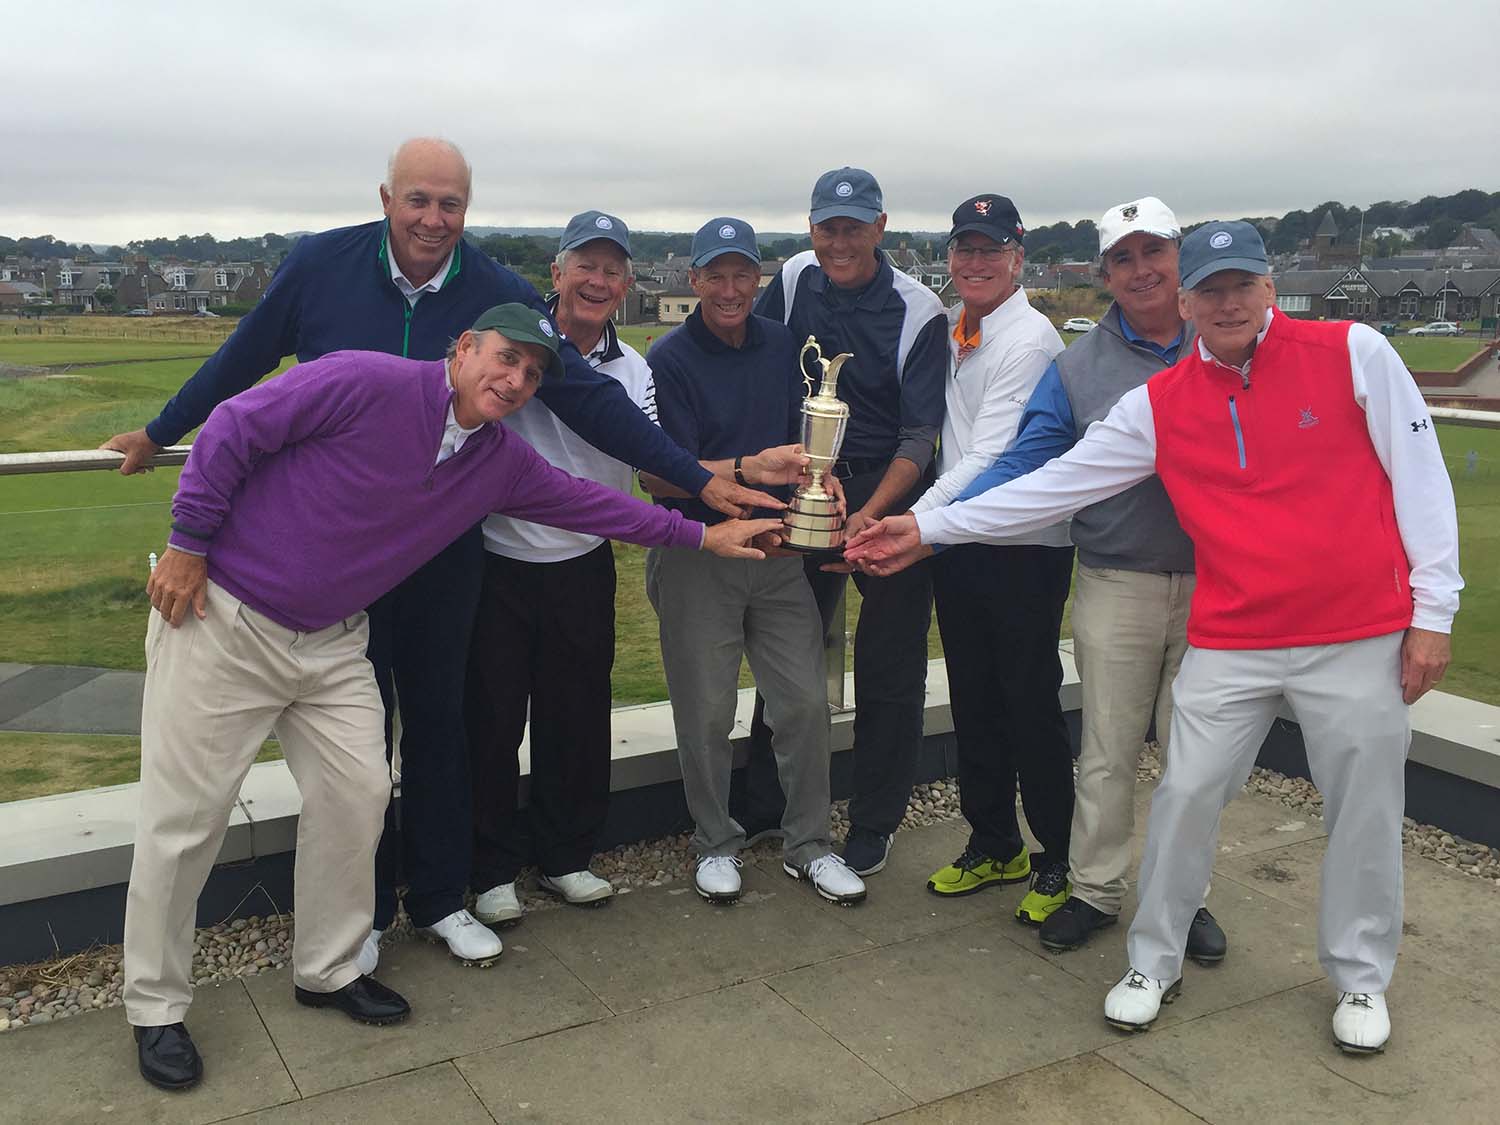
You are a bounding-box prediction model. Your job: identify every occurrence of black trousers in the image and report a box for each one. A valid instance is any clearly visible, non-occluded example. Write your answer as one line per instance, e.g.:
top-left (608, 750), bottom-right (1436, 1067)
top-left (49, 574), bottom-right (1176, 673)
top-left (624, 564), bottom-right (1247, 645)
top-left (465, 542), bottom-right (616, 888)
top-left (742, 467), bottom-right (935, 837)
top-left (370, 524), bottom-right (486, 930)
top-left (932, 542), bottom-right (1076, 864)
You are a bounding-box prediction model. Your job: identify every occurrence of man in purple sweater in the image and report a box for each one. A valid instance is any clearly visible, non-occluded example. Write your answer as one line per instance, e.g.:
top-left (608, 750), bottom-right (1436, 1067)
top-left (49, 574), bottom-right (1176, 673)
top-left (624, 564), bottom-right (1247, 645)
top-left (124, 303), bottom-right (778, 1092)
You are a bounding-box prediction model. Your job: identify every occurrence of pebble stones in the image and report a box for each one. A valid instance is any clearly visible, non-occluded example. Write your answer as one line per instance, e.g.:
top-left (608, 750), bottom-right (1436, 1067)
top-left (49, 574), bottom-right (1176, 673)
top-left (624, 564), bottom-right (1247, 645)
top-left (3, 750), bottom-right (1497, 1032)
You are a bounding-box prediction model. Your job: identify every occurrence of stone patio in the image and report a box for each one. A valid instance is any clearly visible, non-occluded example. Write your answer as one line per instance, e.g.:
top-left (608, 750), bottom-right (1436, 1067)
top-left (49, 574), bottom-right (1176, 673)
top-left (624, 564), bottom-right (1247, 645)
top-left (3, 781), bottom-right (1499, 1124)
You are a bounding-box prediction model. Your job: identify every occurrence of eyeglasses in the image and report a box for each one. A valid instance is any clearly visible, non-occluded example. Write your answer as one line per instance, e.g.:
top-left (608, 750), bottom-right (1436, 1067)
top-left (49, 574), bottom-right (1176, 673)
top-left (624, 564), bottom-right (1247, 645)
top-left (950, 244), bottom-right (1015, 262)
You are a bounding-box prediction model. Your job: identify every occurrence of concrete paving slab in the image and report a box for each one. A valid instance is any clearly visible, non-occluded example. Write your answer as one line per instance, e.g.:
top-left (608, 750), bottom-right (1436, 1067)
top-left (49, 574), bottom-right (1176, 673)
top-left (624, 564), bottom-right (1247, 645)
top-left (0, 663), bottom-right (31, 688)
top-left (1031, 870), bottom-right (1326, 1030)
top-left (1100, 958), bottom-right (1500, 1124)
top-left (3, 669), bottom-right (145, 735)
top-left (748, 820), bottom-right (1029, 947)
top-left (1126, 779), bottom-right (1329, 861)
top-left (455, 980), bottom-right (913, 1124)
top-left (242, 932), bottom-right (608, 1097)
top-left (874, 1053), bottom-right (1201, 1124)
top-left (0, 980), bottom-right (295, 1124)
top-left (0, 665), bottom-right (108, 727)
top-left (766, 919), bottom-right (1118, 1103)
top-left (222, 1061), bottom-right (492, 1124)
top-left (524, 860), bottom-right (873, 1014)
top-left (1218, 838), bottom-right (1500, 988)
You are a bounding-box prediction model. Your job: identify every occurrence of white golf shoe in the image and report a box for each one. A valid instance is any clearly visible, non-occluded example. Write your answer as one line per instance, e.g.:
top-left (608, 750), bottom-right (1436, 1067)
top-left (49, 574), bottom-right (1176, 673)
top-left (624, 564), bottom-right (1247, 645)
top-left (355, 928), bottom-right (383, 976)
top-left (473, 882), bottom-right (523, 925)
top-left (418, 909), bottom-right (503, 967)
top-left (784, 853), bottom-right (867, 905)
top-left (1332, 991), bottom-right (1390, 1054)
top-left (538, 869), bottom-right (615, 905)
top-left (694, 856), bottom-right (743, 903)
top-left (1104, 967), bottom-right (1182, 1031)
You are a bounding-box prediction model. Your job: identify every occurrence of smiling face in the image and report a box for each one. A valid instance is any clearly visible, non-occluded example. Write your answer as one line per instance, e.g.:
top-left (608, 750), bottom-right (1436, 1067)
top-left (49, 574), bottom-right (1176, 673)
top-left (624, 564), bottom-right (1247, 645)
top-left (449, 329), bottom-right (547, 428)
top-left (379, 140), bottom-right (470, 286)
top-left (551, 240), bottom-right (631, 349)
top-left (690, 253), bottom-right (760, 345)
top-left (1101, 233), bottom-right (1180, 326)
top-left (948, 232), bottom-right (1023, 318)
top-left (810, 213), bottom-right (887, 289)
top-left (1180, 271), bottom-right (1277, 366)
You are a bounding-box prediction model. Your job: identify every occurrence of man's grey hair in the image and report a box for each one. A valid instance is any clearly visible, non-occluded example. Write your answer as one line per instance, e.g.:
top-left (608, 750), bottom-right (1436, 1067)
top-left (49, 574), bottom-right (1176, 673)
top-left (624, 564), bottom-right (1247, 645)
top-left (555, 247), bottom-right (634, 276)
top-left (384, 137), bottom-right (473, 201)
top-left (445, 327), bottom-right (496, 362)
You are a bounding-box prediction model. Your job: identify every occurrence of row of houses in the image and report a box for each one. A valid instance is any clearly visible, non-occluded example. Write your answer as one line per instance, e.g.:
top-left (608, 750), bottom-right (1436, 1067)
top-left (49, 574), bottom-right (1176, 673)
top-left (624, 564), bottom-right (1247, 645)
top-left (1273, 266), bottom-right (1500, 325)
top-left (0, 257), bottom-right (272, 313)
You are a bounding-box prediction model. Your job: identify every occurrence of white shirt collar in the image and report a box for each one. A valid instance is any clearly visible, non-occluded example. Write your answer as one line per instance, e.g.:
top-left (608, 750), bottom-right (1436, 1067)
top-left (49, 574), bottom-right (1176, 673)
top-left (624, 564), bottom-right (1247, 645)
top-left (436, 360), bottom-right (482, 465)
top-left (391, 245), bottom-right (456, 308)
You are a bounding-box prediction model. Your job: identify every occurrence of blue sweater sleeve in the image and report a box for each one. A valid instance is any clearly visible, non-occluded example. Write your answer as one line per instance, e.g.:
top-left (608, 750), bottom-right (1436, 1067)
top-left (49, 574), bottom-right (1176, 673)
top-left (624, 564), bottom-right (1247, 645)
top-left (146, 243), bottom-right (307, 446)
top-left (952, 361), bottom-right (1078, 503)
top-left (527, 289), bottom-right (712, 495)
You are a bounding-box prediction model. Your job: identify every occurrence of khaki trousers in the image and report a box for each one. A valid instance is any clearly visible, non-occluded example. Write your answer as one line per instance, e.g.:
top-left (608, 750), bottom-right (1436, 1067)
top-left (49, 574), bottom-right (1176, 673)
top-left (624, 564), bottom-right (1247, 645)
top-left (123, 581), bottom-right (390, 1026)
top-left (1068, 565), bottom-right (1194, 914)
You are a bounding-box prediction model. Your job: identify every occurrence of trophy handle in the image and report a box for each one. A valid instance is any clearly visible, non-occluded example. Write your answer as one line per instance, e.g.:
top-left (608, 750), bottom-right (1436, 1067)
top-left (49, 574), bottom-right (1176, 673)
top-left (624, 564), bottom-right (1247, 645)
top-left (799, 336), bottom-right (824, 397)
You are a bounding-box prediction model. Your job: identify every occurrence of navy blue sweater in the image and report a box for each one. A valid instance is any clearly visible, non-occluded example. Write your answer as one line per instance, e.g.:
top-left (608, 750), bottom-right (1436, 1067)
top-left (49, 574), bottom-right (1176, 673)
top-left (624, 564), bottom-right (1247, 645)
top-left (648, 309), bottom-right (803, 526)
top-left (146, 220), bottom-right (710, 493)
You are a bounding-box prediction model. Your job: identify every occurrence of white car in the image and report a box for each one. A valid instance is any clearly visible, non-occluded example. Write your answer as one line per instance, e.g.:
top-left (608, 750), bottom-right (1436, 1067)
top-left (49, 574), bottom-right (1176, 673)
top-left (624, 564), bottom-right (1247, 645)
top-left (1407, 321), bottom-right (1461, 336)
top-left (1061, 317), bottom-right (1097, 334)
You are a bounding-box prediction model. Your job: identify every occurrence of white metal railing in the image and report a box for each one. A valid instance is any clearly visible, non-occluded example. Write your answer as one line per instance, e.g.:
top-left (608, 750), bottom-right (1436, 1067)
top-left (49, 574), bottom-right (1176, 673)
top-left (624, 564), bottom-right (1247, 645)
top-left (0, 446), bottom-right (190, 476)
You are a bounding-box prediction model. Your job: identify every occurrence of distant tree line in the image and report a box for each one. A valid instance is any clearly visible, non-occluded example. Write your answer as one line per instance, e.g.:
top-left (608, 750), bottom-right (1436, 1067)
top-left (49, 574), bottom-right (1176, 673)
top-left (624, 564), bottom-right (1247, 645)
top-left (5, 188), bottom-right (1498, 268)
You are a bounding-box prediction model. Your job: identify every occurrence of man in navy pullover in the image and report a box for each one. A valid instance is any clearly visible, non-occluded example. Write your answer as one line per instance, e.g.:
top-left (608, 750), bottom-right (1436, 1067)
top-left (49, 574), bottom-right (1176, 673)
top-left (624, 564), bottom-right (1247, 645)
top-left (101, 138), bottom-right (777, 969)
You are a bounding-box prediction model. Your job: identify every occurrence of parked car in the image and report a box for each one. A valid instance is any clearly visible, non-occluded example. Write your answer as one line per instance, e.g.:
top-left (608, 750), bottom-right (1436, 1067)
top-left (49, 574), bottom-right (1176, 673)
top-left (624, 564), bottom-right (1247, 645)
top-left (193, 309), bottom-right (220, 318)
top-left (125, 308), bottom-right (153, 317)
top-left (1061, 317), bottom-right (1097, 333)
top-left (1407, 321), bottom-right (1462, 336)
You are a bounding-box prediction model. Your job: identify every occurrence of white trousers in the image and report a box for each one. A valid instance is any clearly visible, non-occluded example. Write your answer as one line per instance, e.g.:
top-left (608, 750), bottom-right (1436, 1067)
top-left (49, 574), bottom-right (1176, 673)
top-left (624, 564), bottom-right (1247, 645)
top-left (123, 581), bottom-right (390, 1026)
top-left (1128, 632), bottom-right (1409, 993)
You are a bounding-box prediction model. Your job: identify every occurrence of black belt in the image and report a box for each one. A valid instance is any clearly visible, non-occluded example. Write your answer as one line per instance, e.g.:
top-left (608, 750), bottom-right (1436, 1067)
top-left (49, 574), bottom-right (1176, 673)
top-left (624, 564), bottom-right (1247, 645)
top-left (834, 457), bottom-right (889, 478)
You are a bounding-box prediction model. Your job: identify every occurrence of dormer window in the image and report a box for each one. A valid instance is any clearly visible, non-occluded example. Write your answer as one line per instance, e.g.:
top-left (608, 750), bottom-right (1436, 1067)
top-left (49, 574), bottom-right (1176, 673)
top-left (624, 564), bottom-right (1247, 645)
top-left (214, 269), bottom-right (228, 288)
top-left (59, 270), bottom-right (74, 287)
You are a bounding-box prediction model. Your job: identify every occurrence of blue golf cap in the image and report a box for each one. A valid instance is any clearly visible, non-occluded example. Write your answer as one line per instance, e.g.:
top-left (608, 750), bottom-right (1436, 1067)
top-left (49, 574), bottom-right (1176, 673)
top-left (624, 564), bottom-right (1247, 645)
top-left (810, 167), bottom-right (884, 225)
top-left (559, 210), bottom-right (632, 256)
top-left (691, 217), bottom-right (760, 268)
top-left (1179, 220), bottom-right (1268, 289)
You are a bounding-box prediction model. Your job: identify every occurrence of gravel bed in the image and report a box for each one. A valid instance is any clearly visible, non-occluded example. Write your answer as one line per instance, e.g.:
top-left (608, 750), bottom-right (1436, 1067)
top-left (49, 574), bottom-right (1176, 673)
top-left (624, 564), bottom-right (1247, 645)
top-left (3, 743), bottom-right (1497, 1033)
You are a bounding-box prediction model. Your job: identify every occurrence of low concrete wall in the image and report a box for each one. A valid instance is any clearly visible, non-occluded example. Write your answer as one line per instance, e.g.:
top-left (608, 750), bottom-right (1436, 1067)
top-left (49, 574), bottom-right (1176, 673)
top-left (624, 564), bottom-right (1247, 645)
top-left (2, 652), bottom-right (1496, 965)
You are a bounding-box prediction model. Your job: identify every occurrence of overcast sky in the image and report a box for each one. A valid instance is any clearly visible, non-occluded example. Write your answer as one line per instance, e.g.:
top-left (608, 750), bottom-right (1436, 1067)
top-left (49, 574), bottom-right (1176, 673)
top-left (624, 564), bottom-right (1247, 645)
top-left (6, 0), bottom-right (1499, 246)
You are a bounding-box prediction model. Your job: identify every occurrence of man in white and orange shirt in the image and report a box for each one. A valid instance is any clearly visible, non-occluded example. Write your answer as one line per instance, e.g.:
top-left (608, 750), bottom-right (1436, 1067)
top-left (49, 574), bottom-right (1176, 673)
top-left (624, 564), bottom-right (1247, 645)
top-left (846, 221), bottom-right (1461, 1055)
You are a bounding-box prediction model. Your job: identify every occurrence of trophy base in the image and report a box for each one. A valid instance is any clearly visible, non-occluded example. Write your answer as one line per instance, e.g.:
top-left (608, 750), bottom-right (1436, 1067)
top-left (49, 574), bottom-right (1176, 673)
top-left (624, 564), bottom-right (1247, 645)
top-left (783, 495), bottom-right (844, 555)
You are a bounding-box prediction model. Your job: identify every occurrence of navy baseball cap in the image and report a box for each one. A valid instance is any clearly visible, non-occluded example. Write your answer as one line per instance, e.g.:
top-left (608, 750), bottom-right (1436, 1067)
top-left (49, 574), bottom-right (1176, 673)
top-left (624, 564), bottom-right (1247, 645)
top-left (559, 210), bottom-right (632, 256)
top-left (949, 194), bottom-right (1025, 246)
top-left (1179, 221), bottom-right (1268, 289)
top-left (691, 217), bottom-right (760, 268)
top-left (810, 167), bottom-right (884, 225)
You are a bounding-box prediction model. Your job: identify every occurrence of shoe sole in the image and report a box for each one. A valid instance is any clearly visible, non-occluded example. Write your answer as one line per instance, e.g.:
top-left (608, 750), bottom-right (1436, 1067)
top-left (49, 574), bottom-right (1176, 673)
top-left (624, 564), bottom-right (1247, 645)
top-left (294, 992), bottom-right (410, 1026)
top-left (1104, 979), bottom-right (1182, 1032)
top-left (1186, 948), bottom-right (1226, 966)
top-left (138, 1065), bottom-right (202, 1092)
top-left (925, 872), bottom-right (1030, 897)
top-left (783, 862), bottom-right (867, 906)
top-left (536, 881), bottom-right (614, 907)
top-left (1333, 1035), bottom-right (1386, 1055)
top-left (419, 934), bottom-right (502, 968)
top-left (1015, 904), bottom-right (1067, 927)
top-left (472, 909), bottom-right (524, 926)
top-left (1039, 915), bottom-right (1119, 953)
top-left (694, 886), bottom-right (741, 904)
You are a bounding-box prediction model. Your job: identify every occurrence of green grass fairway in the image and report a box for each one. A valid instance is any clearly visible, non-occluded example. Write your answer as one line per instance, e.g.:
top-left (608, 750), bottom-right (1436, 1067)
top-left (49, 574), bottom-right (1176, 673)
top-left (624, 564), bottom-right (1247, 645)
top-left (1387, 337), bottom-right (1488, 372)
top-left (0, 337), bottom-right (223, 366)
top-left (0, 732), bottom-right (280, 803)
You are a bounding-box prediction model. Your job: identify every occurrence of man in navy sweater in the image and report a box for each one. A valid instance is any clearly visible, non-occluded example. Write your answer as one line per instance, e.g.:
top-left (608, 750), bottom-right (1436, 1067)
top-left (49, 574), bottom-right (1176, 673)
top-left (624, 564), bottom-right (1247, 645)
top-left (101, 138), bottom-right (778, 970)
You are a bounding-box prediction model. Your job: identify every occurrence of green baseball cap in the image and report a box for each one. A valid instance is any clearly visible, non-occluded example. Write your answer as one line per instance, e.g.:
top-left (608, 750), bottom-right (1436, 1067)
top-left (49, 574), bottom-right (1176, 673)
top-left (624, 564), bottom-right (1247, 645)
top-left (469, 303), bottom-right (566, 381)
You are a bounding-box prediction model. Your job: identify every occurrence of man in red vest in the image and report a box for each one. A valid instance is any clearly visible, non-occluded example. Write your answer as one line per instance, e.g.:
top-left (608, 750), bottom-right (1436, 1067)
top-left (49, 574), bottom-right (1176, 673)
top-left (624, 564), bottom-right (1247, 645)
top-left (845, 220), bottom-right (1462, 1055)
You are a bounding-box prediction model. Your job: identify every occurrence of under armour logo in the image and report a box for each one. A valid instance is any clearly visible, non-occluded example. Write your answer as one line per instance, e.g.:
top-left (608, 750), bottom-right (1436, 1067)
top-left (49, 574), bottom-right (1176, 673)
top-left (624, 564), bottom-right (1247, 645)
top-left (1298, 407), bottom-right (1319, 429)
top-left (1411, 419), bottom-right (1429, 432)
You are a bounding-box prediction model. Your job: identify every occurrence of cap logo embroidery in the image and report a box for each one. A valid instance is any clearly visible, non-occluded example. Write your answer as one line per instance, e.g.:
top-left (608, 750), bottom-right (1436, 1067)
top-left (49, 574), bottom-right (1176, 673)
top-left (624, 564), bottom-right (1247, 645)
top-left (1122, 204), bottom-right (1139, 222)
top-left (835, 181), bottom-right (853, 197)
top-left (1209, 231), bottom-right (1233, 249)
top-left (537, 319), bottom-right (555, 337)
top-left (974, 200), bottom-right (992, 216)
top-left (595, 216), bottom-right (613, 229)
top-left (719, 224), bottom-right (736, 239)
top-left (1015, 223), bottom-right (1024, 236)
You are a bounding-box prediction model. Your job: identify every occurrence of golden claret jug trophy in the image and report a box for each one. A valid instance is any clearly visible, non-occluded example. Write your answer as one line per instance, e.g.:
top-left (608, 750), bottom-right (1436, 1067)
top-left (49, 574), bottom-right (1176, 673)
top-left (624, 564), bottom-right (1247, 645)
top-left (782, 335), bottom-right (853, 553)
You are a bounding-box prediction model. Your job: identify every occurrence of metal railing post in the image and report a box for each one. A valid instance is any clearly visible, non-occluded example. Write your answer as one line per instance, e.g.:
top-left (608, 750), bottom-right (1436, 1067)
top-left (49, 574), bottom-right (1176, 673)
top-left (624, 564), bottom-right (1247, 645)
top-left (825, 582), bottom-right (849, 713)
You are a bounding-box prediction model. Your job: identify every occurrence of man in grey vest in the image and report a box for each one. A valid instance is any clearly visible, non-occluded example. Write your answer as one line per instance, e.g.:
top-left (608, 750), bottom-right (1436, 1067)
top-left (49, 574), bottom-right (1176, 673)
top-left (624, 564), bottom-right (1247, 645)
top-left (845, 198), bottom-right (1227, 961)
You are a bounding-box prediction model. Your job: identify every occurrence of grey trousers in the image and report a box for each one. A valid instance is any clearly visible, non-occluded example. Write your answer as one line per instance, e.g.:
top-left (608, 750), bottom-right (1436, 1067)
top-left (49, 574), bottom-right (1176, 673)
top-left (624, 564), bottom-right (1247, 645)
top-left (647, 548), bottom-right (832, 867)
top-left (1129, 632), bottom-right (1409, 993)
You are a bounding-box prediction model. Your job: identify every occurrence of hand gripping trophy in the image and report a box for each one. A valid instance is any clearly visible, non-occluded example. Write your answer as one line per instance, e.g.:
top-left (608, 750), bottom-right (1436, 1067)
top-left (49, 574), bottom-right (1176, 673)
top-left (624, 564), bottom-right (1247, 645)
top-left (782, 335), bottom-right (852, 552)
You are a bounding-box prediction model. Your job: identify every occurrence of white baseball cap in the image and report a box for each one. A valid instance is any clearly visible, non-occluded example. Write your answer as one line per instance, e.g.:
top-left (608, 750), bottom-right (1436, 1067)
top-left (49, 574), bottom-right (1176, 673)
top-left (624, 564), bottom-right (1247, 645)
top-left (1097, 197), bottom-right (1181, 257)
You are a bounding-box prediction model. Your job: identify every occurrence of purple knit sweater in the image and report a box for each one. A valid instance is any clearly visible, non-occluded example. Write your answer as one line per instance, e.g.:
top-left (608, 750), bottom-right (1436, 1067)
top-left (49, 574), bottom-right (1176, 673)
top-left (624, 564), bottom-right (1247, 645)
top-left (168, 351), bottom-right (704, 631)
